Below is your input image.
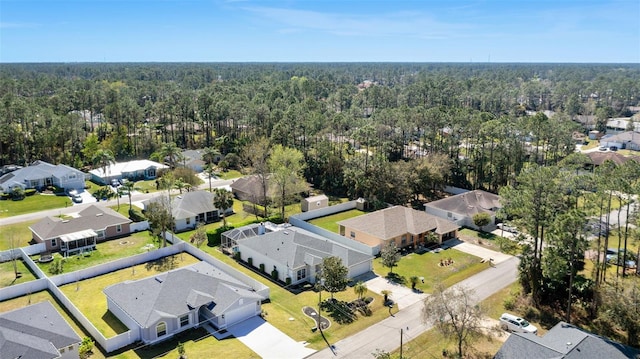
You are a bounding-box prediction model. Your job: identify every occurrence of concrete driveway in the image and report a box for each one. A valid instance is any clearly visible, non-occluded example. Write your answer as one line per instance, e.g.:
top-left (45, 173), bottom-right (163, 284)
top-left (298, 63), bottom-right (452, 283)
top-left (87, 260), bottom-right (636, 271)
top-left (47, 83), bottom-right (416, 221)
top-left (228, 316), bottom-right (316, 359)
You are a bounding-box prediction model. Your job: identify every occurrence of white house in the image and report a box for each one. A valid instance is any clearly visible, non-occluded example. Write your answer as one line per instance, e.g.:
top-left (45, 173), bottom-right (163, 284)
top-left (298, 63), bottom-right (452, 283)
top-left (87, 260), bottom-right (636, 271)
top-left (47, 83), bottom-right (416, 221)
top-left (424, 190), bottom-right (502, 231)
top-left (0, 160), bottom-right (86, 192)
top-left (236, 226), bottom-right (373, 286)
top-left (103, 262), bottom-right (266, 345)
top-left (143, 190), bottom-right (233, 232)
top-left (600, 131), bottom-right (640, 151)
top-left (89, 159), bottom-right (168, 185)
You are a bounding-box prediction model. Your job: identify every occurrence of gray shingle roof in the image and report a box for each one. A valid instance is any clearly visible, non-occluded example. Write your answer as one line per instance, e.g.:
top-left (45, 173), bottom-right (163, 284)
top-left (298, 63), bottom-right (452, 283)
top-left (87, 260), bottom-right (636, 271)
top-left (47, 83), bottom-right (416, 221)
top-left (171, 191), bottom-right (217, 220)
top-left (495, 321), bottom-right (640, 359)
top-left (29, 204), bottom-right (131, 240)
top-left (0, 160), bottom-right (84, 190)
top-left (425, 190), bottom-right (501, 217)
top-left (237, 227), bottom-right (373, 269)
top-left (0, 301), bottom-right (81, 359)
top-left (230, 174), bottom-right (276, 199)
top-left (103, 262), bottom-right (262, 328)
top-left (337, 206), bottom-right (460, 239)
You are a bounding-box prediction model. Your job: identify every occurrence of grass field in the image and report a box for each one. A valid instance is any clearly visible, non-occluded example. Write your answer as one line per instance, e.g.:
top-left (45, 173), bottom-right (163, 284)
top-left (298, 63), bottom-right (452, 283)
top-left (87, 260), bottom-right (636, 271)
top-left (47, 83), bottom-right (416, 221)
top-left (218, 169), bottom-right (243, 180)
top-left (33, 231), bottom-right (159, 274)
top-left (373, 248), bottom-right (487, 293)
top-left (0, 219), bottom-right (37, 250)
top-left (307, 209), bottom-right (365, 233)
top-left (0, 193), bottom-right (71, 218)
top-left (0, 259), bottom-right (38, 287)
top-left (60, 253), bottom-right (200, 338)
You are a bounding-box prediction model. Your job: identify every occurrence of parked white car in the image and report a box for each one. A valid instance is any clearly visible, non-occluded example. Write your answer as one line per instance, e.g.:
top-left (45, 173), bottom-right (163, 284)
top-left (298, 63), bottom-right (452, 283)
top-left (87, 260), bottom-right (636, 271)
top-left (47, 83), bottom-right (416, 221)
top-left (500, 313), bottom-right (537, 335)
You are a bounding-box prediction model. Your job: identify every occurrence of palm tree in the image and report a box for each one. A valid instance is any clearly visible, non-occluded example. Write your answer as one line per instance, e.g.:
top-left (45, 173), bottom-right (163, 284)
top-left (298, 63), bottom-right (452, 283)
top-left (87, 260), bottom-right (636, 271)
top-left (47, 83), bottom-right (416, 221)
top-left (202, 146), bottom-right (221, 166)
top-left (204, 163), bottom-right (218, 192)
top-left (160, 142), bottom-right (182, 169)
top-left (92, 149), bottom-right (115, 187)
top-left (174, 178), bottom-right (186, 194)
top-left (410, 276), bottom-right (419, 290)
top-left (122, 181), bottom-right (135, 211)
top-left (353, 281), bottom-right (367, 301)
top-left (381, 289), bottom-right (392, 305)
top-left (213, 188), bottom-right (234, 228)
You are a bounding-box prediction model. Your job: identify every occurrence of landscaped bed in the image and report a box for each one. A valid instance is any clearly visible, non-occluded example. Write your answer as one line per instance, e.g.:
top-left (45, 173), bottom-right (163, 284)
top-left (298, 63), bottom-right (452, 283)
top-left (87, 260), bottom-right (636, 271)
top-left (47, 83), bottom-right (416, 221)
top-left (59, 252), bottom-right (200, 338)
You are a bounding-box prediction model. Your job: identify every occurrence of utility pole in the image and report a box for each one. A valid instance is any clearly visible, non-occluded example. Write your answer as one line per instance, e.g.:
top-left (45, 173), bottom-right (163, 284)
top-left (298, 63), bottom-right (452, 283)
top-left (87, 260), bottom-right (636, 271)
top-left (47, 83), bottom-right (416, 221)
top-left (400, 328), bottom-right (403, 359)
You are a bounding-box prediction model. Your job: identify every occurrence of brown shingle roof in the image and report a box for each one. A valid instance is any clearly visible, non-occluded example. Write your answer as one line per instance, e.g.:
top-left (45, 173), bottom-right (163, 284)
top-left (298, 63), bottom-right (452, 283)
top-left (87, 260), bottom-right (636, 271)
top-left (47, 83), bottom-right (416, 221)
top-left (586, 152), bottom-right (632, 166)
top-left (29, 205), bottom-right (130, 240)
top-left (338, 206), bottom-right (459, 240)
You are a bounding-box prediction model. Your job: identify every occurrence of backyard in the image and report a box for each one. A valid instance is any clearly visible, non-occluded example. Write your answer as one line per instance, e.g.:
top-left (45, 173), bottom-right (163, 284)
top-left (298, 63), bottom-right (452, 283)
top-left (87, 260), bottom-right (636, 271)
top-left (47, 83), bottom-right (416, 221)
top-left (0, 219), bottom-right (36, 249)
top-left (0, 193), bottom-right (71, 218)
top-left (307, 209), bottom-right (365, 233)
top-left (60, 253), bottom-right (200, 338)
top-left (33, 230), bottom-right (160, 274)
top-left (0, 259), bottom-right (38, 287)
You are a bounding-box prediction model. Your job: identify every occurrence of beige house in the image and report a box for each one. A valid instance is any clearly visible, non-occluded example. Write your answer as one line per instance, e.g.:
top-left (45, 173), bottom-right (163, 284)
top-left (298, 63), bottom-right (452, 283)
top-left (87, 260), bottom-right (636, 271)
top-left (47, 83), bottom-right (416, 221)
top-left (337, 206), bottom-right (459, 250)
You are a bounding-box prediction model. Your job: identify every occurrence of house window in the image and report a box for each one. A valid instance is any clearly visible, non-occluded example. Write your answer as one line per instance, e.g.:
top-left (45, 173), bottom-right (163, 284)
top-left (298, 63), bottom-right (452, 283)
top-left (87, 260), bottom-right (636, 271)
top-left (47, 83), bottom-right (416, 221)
top-left (180, 315), bottom-right (189, 327)
top-left (96, 230), bottom-right (105, 238)
top-left (186, 217), bottom-right (191, 225)
top-left (350, 231), bottom-right (356, 238)
top-left (157, 322), bottom-right (167, 337)
top-left (447, 212), bottom-right (452, 218)
top-left (68, 174), bottom-right (76, 180)
top-left (401, 235), bottom-right (407, 246)
top-left (297, 268), bottom-right (306, 281)
top-left (116, 224), bottom-right (122, 233)
top-left (51, 239), bottom-right (57, 247)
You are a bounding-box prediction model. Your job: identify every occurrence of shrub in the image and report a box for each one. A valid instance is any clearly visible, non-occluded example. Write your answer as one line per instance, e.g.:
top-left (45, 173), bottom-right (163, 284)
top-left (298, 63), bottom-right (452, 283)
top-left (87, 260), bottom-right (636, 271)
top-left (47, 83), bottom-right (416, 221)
top-left (248, 257), bottom-right (253, 267)
top-left (271, 269), bottom-right (278, 280)
top-left (49, 258), bottom-right (64, 275)
top-left (79, 337), bottom-right (94, 359)
top-left (233, 251), bottom-right (241, 260)
top-left (286, 277), bottom-right (292, 286)
top-left (24, 188), bottom-right (37, 196)
top-left (503, 296), bottom-right (515, 310)
top-left (128, 208), bottom-right (146, 222)
top-left (259, 263), bottom-right (265, 273)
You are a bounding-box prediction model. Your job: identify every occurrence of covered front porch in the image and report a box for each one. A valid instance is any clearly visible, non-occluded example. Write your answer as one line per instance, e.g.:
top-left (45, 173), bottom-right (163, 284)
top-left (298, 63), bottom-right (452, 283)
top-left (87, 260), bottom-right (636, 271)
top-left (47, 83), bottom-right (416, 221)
top-left (60, 229), bottom-right (97, 256)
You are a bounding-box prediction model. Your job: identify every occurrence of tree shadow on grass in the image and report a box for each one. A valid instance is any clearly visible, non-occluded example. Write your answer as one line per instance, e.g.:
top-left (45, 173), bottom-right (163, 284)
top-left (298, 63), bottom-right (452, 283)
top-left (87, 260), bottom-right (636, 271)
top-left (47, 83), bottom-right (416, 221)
top-left (385, 272), bottom-right (407, 285)
top-left (145, 256), bottom-right (177, 272)
top-left (320, 299), bottom-right (357, 325)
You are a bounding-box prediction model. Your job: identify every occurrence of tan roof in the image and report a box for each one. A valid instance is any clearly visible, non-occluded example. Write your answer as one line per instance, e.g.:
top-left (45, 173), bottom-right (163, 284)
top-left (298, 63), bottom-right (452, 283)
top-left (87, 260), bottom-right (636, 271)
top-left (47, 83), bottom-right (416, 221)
top-left (338, 206), bottom-right (459, 240)
top-left (425, 190), bottom-right (501, 218)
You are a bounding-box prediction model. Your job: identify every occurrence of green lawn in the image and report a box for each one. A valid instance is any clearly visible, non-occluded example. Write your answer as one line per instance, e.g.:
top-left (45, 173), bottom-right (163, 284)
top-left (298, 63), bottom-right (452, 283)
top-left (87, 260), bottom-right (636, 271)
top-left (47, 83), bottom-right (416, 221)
top-left (0, 259), bottom-right (38, 287)
top-left (218, 169), bottom-right (243, 180)
top-left (0, 290), bottom-right (106, 359)
top-left (200, 246), bottom-right (392, 350)
top-left (0, 220), bottom-right (37, 250)
top-left (0, 193), bottom-right (71, 218)
top-left (60, 253), bottom-right (201, 338)
top-left (33, 231), bottom-right (159, 274)
top-left (133, 179), bottom-right (160, 193)
top-left (308, 209), bottom-right (365, 233)
top-left (373, 248), bottom-right (487, 293)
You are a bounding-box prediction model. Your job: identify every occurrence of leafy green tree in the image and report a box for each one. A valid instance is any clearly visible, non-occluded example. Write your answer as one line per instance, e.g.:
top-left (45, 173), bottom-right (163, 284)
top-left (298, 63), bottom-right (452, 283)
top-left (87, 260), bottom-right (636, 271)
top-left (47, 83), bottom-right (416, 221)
top-left (146, 198), bottom-right (172, 247)
top-left (79, 336), bottom-right (95, 359)
top-left (92, 149), bottom-right (115, 186)
top-left (472, 212), bottom-right (492, 232)
top-left (319, 256), bottom-right (349, 299)
top-left (380, 241), bottom-right (401, 274)
top-left (268, 144), bottom-right (306, 221)
top-left (213, 188), bottom-right (234, 228)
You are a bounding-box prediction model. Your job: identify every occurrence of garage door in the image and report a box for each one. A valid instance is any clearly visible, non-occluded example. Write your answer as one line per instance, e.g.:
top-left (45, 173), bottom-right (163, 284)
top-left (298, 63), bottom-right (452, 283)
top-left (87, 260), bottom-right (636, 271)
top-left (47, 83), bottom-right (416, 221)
top-left (224, 302), bottom-right (258, 328)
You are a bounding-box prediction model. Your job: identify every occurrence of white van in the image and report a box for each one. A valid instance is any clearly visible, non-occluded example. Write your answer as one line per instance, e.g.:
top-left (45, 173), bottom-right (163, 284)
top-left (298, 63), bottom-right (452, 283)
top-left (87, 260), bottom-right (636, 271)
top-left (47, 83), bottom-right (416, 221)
top-left (499, 313), bottom-right (537, 335)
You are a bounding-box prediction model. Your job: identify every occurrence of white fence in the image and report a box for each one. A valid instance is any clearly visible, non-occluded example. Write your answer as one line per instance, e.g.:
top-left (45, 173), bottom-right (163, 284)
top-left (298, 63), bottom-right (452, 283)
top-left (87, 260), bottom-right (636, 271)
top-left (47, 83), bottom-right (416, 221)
top-left (0, 278), bottom-right (48, 301)
top-left (289, 201), bottom-right (379, 256)
top-left (0, 242), bottom-right (46, 262)
top-left (130, 221), bottom-right (149, 232)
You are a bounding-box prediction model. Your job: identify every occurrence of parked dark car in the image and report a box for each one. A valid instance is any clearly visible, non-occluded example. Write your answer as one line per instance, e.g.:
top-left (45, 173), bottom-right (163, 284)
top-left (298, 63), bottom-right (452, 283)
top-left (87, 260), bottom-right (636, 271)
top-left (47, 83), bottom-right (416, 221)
top-left (609, 146), bottom-right (618, 151)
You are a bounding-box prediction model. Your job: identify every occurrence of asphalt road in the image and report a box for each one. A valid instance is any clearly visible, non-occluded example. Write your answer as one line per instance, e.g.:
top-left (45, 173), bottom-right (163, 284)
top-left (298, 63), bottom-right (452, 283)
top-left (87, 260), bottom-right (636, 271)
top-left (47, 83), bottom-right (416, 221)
top-left (307, 256), bottom-right (519, 359)
top-left (0, 178), bottom-right (234, 226)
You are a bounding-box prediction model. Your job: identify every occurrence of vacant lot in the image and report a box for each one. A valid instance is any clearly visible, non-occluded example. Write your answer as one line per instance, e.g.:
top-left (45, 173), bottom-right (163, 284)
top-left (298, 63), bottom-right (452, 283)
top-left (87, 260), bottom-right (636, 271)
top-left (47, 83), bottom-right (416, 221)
top-left (60, 253), bottom-right (200, 338)
top-left (33, 231), bottom-right (160, 274)
top-left (0, 220), bottom-right (36, 250)
top-left (0, 193), bottom-right (71, 218)
top-left (373, 248), bottom-right (486, 293)
top-left (308, 209), bottom-right (365, 233)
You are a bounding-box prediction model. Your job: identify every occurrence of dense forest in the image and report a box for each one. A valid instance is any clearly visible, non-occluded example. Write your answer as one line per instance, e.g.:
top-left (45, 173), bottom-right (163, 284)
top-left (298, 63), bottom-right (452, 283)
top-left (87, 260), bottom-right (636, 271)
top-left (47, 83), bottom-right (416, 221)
top-left (1, 63), bottom-right (639, 203)
top-left (2, 63), bottom-right (640, 345)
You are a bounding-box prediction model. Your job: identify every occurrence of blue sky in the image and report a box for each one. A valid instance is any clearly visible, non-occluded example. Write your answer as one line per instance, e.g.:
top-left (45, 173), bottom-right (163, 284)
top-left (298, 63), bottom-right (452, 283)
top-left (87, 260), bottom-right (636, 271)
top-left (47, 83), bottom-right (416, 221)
top-left (1, 0), bottom-right (639, 63)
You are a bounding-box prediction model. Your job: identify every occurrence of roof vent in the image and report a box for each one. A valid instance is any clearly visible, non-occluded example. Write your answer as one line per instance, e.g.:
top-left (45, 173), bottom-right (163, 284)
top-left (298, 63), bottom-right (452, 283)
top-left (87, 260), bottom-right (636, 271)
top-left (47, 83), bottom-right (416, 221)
top-left (155, 277), bottom-right (163, 283)
top-left (62, 220), bottom-right (69, 223)
top-left (96, 213), bottom-right (103, 217)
